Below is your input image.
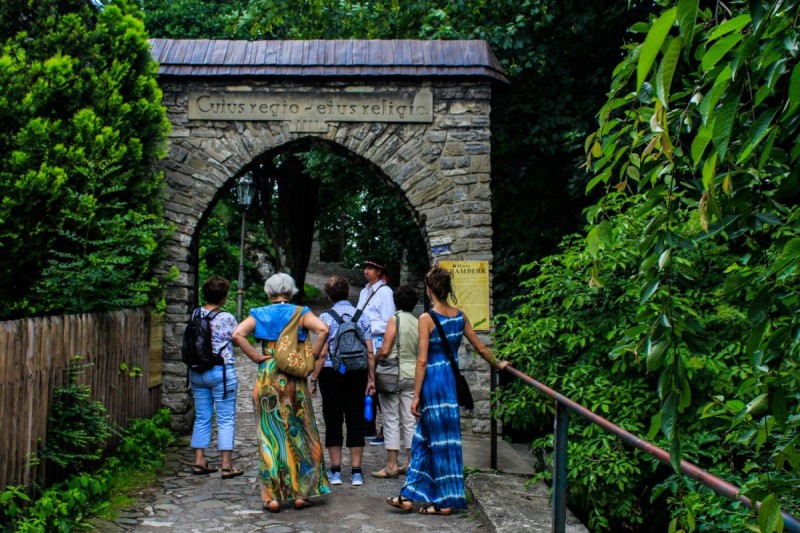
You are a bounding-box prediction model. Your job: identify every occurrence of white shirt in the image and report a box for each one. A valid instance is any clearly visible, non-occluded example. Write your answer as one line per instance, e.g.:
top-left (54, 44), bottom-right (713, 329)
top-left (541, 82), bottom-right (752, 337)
top-left (357, 280), bottom-right (395, 337)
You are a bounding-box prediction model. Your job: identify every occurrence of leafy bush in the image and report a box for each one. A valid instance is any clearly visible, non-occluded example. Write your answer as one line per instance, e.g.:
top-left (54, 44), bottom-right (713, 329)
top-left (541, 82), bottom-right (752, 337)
top-left (0, 0), bottom-right (171, 319)
top-left (1, 409), bottom-right (175, 533)
top-left (37, 357), bottom-right (112, 478)
top-left (497, 1), bottom-right (800, 530)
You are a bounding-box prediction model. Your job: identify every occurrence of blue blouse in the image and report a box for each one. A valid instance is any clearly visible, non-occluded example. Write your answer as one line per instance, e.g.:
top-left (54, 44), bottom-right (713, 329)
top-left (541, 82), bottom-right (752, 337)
top-left (250, 303), bottom-right (311, 341)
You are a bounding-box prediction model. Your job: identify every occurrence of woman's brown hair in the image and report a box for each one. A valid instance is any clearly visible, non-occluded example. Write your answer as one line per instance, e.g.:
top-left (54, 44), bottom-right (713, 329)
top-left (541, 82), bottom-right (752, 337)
top-left (425, 266), bottom-right (457, 304)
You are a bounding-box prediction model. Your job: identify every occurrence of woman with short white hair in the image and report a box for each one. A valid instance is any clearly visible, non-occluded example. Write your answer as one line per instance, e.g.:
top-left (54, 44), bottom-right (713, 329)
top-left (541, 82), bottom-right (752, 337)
top-left (232, 273), bottom-right (330, 513)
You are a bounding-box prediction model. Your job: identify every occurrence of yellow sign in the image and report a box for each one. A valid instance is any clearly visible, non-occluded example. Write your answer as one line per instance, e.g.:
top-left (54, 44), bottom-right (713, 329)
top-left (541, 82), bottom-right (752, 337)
top-left (439, 261), bottom-right (490, 331)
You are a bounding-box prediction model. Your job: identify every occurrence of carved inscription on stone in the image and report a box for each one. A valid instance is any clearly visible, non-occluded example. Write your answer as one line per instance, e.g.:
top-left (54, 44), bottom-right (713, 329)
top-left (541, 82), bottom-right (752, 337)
top-left (188, 89), bottom-right (433, 123)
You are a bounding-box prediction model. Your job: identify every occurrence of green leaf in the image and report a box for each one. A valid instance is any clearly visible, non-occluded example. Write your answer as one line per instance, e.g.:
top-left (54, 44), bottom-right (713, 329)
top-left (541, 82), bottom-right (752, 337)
top-left (640, 278), bottom-right (660, 304)
top-left (647, 341), bottom-right (669, 372)
top-left (669, 428), bottom-right (682, 473)
top-left (706, 13), bottom-right (751, 42)
top-left (648, 411), bottom-right (662, 441)
top-left (789, 63), bottom-right (800, 111)
top-left (657, 37), bottom-right (683, 107)
top-left (702, 33), bottom-right (743, 73)
top-left (701, 150), bottom-right (718, 189)
top-left (746, 321), bottom-right (767, 356)
top-left (737, 108), bottom-right (778, 164)
top-left (698, 67), bottom-right (732, 125)
top-left (638, 8), bottom-right (678, 92)
top-left (662, 391), bottom-right (678, 440)
top-left (757, 493), bottom-right (783, 533)
top-left (745, 393), bottom-right (768, 417)
top-left (676, 0), bottom-right (698, 50)
top-left (691, 123), bottom-right (714, 168)
top-left (712, 92), bottom-right (740, 160)
top-left (586, 225), bottom-right (600, 259)
top-left (772, 387), bottom-right (788, 425)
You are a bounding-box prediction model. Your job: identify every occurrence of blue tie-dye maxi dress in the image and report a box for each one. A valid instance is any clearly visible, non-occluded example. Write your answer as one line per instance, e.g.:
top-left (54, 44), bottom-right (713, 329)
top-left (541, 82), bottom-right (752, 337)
top-left (400, 310), bottom-right (467, 509)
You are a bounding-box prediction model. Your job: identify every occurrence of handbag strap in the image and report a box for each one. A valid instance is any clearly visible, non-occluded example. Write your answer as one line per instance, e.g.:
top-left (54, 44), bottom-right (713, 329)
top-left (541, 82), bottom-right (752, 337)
top-left (430, 311), bottom-right (460, 379)
top-left (395, 312), bottom-right (401, 359)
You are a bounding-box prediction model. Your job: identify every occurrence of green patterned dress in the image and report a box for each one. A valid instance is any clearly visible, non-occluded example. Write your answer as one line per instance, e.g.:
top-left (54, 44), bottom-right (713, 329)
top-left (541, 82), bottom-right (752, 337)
top-left (251, 304), bottom-right (330, 502)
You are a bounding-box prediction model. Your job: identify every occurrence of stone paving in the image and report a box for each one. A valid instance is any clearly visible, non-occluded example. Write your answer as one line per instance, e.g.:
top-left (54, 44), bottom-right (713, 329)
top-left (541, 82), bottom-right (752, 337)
top-left (92, 348), bottom-right (492, 533)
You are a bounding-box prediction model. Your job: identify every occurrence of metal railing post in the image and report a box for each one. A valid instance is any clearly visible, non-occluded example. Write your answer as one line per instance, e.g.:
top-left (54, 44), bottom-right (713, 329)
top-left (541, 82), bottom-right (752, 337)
top-left (490, 366), bottom-right (497, 470)
top-left (552, 400), bottom-right (567, 533)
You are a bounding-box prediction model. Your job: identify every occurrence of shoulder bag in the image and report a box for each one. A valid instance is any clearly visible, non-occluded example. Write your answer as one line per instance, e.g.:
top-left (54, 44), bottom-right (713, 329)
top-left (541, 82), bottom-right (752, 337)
top-left (271, 306), bottom-right (315, 378)
top-left (430, 312), bottom-right (474, 410)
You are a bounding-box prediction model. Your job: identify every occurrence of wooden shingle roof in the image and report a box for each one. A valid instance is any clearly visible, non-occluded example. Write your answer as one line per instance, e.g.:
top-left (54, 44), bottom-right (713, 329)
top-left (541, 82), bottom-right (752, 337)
top-left (149, 39), bottom-right (508, 83)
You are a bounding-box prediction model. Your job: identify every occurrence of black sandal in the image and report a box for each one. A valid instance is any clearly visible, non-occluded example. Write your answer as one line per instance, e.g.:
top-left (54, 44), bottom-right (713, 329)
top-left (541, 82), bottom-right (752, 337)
top-left (419, 503), bottom-right (453, 516)
top-left (191, 462), bottom-right (218, 475)
top-left (386, 495), bottom-right (413, 512)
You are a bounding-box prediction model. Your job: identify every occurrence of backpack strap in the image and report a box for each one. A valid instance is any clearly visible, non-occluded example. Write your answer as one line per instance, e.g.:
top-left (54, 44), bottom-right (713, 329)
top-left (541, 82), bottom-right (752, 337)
top-left (325, 309), bottom-right (344, 324)
top-left (203, 307), bottom-right (231, 398)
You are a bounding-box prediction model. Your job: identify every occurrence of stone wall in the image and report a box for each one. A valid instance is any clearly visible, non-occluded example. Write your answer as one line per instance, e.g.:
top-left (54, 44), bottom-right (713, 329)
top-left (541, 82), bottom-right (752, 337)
top-left (156, 78), bottom-right (495, 433)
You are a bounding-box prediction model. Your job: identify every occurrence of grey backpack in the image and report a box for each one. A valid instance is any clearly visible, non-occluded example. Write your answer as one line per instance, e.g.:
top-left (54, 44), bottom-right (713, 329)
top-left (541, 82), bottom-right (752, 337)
top-left (326, 309), bottom-right (368, 373)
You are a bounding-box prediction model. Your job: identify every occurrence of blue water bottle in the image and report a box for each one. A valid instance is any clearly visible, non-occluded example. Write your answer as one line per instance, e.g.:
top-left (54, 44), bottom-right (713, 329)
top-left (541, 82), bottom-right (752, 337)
top-left (364, 395), bottom-right (374, 422)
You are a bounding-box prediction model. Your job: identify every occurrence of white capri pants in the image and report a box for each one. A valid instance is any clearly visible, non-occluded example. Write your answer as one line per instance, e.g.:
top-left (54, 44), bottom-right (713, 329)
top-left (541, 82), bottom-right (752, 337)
top-left (378, 378), bottom-right (416, 450)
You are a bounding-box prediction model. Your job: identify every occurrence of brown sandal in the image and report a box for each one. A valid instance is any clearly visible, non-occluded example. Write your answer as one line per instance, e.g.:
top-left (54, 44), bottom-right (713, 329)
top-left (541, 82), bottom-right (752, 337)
top-left (371, 467), bottom-right (400, 479)
top-left (386, 495), bottom-right (413, 512)
top-left (221, 466), bottom-right (244, 479)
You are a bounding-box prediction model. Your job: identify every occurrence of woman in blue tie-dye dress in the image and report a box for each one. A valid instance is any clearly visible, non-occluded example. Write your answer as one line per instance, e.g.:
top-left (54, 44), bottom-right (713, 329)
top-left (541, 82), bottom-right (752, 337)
top-left (386, 265), bottom-right (509, 516)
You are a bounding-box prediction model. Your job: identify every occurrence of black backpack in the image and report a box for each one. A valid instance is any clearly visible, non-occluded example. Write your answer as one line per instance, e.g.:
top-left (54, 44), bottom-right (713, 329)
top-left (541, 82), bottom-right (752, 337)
top-left (325, 309), bottom-right (369, 373)
top-left (181, 307), bottom-right (230, 396)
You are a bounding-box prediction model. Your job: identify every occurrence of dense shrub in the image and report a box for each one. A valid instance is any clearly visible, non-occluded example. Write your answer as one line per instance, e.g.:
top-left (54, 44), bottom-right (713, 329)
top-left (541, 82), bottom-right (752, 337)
top-left (0, 0), bottom-right (170, 319)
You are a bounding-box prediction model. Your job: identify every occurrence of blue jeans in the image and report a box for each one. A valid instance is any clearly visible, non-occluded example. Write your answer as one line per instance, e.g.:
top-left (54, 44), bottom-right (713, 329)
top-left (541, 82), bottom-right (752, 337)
top-left (190, 364), bottom-right (238, 450)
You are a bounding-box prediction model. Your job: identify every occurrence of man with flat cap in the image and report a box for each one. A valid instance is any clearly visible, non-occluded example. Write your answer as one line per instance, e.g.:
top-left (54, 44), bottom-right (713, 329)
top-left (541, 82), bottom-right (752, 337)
top-left (358, 258), bottom-right (396, 444)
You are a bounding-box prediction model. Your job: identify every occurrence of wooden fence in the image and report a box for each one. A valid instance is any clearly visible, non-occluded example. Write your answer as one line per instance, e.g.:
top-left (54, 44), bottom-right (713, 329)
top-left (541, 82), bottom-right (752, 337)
top-left (0, 309), bottom-right (162, 490)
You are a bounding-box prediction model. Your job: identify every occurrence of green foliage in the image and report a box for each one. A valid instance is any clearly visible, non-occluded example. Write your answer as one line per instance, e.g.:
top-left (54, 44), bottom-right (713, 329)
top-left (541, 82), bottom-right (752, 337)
top-left (304, 149), bottom-right (428, 273)
top-left (139, 0), bottom-right (247, 38)
top-left (0, 0), bottom-right (171, 319)
top-left (493, 182), bottom-right (800, 529)
top-left (557, 0), bottom-right (800, 529)
top-left (38, 357), bottom-right (113, 478)
top-left (0, 409), bottom-right (175, 533)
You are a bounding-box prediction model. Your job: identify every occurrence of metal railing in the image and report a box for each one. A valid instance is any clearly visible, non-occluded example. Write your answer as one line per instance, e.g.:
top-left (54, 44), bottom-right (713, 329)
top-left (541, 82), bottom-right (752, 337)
top-left (488, 366), bottom-right (800, 533)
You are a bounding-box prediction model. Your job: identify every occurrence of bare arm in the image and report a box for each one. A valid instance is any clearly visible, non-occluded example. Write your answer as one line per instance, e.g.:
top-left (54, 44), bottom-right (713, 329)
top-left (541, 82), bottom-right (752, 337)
top-left (300, 311), bottom-right (329, 360)
top-left (462, 314), bottom-right (509, 371)
top-left (374, 316), bottom-right (397, 361)
top-left (309, 344), bottom-right (327, 397)
top-left (411, 313), bottom-right (432, 417)
top-left (366, 338), bottom-right (375, 396)
top-left (232, 316), bottom-right (267, 364)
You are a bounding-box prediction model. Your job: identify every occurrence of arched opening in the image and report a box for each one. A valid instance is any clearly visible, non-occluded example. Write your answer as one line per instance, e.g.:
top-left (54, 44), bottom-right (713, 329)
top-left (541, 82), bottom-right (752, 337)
top-left (193, 138), bottom-right (429, 318)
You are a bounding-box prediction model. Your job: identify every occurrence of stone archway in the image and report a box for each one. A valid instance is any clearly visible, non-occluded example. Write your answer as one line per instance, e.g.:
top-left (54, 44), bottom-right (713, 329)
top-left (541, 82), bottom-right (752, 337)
top-left (151, 39), bottom-right (508, 432)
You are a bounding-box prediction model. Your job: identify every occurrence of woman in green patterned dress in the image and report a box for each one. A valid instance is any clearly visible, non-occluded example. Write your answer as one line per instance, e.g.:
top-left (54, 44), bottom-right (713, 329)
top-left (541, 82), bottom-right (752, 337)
top-left (232, 273), bottom-right (331, 513)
